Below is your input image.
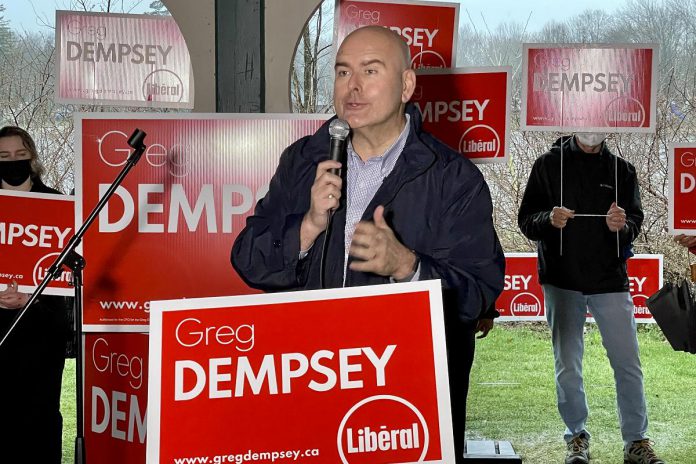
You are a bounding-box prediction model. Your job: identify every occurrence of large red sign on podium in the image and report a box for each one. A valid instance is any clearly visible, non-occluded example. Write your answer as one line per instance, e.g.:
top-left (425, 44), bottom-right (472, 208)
top-left (147, 281), bottom-right (455, 463)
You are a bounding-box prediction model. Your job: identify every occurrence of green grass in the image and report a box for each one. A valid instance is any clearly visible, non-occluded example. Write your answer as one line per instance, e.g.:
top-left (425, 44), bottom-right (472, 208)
top-left (60, 325), bottom-right (696, 463)
top-left (467, 323), bottom-right (696, 463)
top-left (61, 359), bottom-right (76, 464)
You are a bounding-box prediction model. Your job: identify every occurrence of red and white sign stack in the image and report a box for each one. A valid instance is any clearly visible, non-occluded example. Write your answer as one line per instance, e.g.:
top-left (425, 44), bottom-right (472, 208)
top-left (76, 114), bottom-right (329, 463)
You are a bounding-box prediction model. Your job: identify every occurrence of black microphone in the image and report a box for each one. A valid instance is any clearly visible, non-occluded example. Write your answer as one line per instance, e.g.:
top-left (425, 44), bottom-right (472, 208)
top-left (320, 118), bottom-right (350, 289)
top-left (328, 118), bottom-right (350, 177)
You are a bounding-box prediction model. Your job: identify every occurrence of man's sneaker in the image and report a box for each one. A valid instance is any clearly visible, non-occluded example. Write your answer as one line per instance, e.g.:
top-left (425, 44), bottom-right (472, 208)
top-left (565, 433), bottom-right (590, 464)
top-left (624, 439), bottom-right (665, 464)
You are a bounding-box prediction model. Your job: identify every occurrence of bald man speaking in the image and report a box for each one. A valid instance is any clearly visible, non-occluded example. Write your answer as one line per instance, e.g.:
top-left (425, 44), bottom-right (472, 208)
top-left (232, 26), bottom-right (505, 461)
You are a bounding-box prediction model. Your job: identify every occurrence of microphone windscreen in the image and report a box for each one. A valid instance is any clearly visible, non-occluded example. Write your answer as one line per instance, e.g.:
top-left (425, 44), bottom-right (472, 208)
top-left (328, 119), bottom-right (350, 140)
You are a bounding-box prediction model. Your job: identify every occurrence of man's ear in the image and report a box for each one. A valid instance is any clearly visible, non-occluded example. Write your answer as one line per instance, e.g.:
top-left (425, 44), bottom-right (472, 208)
top-left (401, 69), bottom-right (416, 103)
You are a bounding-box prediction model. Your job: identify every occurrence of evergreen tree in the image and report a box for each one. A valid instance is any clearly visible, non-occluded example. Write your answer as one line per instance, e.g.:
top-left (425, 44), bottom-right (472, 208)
top-left (146, 1), bottom-right (169, 16)
top-left (0, 4), bottom-right (12, 46)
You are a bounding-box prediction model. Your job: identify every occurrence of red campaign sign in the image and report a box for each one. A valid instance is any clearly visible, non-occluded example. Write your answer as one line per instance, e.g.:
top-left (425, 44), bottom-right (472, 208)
top-left (85, 333), bottom-right (149, 464)
top-left (77, 115), bottom-right (328, 330)
top-left (147, 281), bottom-right (455, 463)
top-left (412, 68), bottom-right (511, 164)
top-left (0, 190), bottom-right (74, 296)
top-left (334, 0), bottom-right (459, 69)
top-left (495, 253), bottom-right (544, 321)
top-left (669, 145), bottom-right (696, 235)
top-left (521, 44), bottom-right (657, 132)
top-left (56, 11), bottom-right (193, 108)
top-left (497, 253), bottom-right (662, 323)
top-left (626, 255), bottom-right (663, 321)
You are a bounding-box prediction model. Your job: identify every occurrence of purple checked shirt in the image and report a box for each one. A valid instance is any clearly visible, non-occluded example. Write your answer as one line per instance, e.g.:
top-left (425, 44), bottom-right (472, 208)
top-left (343, 115), bottom-right (419, 284)
top-left (344, 115), bottom-right (410, 259)
top-left (299, 115), bottom-right (419, 285)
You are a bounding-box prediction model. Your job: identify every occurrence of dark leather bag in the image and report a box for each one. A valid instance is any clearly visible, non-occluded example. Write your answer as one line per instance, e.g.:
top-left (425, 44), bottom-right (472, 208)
top-left (646, 279), bottom-right (696, 354)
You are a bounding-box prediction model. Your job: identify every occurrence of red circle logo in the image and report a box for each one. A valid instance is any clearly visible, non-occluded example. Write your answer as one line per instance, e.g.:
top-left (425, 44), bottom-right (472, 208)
top-left (459, 125), bottom-right (501, 159)
top-left (632, 294), bottom-right (651, 319)
top-left (604, 96), bottom-right (646, 128)
top-left (411, 50), bottom-right (446, 69)
top-left (337, 395), bottom-right (429, 464)
top-left (510, 292), bottom-right (542, 317)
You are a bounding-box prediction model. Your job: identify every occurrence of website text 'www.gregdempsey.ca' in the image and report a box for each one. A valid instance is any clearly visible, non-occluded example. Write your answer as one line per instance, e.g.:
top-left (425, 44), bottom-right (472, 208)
top-left (173, 448), bottom-right (320, 464)
top-left (100, 300), bottom-right (149, 311)
top-left (0, 273), bottom-right (23, 281)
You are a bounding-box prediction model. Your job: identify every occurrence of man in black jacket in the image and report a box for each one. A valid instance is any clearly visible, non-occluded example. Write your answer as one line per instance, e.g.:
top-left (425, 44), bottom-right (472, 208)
top-left (232, 26), bottom-right (505, 462)
top-left (518, 133), bottom-right (664, 464)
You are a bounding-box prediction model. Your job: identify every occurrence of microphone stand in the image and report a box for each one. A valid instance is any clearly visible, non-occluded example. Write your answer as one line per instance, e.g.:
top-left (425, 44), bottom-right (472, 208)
top-left (0, 128), bottom-right (147, 464)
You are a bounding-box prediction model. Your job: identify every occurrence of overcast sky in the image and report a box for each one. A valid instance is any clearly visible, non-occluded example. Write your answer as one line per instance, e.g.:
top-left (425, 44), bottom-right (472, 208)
top-left (3, 0), bottom-right (153, 32)
top-left (4, 0), bottom-right (621, 33)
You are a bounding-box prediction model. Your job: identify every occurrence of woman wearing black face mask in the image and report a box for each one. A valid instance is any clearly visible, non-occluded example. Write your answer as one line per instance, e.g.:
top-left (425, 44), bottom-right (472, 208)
top-left (0, 126), bottom-right (54, 192)
top-left (0, 126), bottom-right (71, 463)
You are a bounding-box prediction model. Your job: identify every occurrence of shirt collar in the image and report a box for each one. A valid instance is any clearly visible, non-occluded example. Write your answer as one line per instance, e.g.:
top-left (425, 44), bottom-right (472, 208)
top-left (347, 114), bottom-right (411, 175)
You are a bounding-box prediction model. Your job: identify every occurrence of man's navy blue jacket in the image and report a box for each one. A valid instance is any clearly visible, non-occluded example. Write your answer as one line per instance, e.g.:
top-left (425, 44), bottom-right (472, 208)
top-left (232, 105), bottom-right (505, 323)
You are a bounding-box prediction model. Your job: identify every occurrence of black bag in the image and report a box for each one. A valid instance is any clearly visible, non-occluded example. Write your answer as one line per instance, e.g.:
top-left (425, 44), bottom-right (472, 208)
top-left (646, 279), bottom-right (696, 354)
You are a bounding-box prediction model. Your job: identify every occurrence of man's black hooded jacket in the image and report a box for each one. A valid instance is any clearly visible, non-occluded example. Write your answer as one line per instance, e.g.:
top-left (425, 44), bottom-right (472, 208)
top-left (518, 135), bottom-right (643, 294)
